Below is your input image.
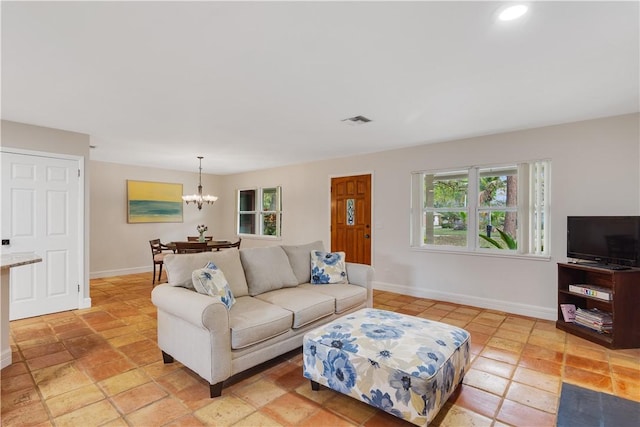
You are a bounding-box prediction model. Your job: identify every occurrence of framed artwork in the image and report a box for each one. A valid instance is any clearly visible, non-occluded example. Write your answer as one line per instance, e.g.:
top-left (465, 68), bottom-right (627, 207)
top-left (127, 180), bottom-right (183, 223)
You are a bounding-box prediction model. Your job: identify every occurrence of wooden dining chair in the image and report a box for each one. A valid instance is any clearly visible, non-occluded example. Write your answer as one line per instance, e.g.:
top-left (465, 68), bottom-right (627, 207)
top-left (187, 236), bottom-right (213, 242)
top-left (149, 239), bottom-right (173, 285)
top-left (214, 238), bottom-right (242, 251)
top-left (174, 241), bottom-right (211, 253)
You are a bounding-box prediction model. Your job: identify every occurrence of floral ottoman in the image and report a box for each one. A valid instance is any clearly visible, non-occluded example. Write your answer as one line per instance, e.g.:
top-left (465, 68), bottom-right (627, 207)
top-left (302, 308), bottom-right (470, 426)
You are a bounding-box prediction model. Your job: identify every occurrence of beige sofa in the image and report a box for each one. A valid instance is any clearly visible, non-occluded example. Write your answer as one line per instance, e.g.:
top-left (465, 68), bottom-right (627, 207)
top-left (151, 241), bottom-right (374, 397)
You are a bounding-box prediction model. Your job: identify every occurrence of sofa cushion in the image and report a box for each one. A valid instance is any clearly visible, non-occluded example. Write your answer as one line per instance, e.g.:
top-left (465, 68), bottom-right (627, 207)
top-left (311, 251), bottom-right (348, 284)
top-left (255, 288), bottom-right (335, 329)
top-left (240, 246), bottom-right (298, 296)
top-left (281, 240), bottom-right (325, 284)
top-left (191, 264), bottom-right (236, 309)
top-left (209, 249), bottom-right (250, 297)
top-left (298, 283), bottom-right (367, 314)
top-left (164, 250), bottom-right (249, 297)
top-left (229, 296), bottom-right (292, 349)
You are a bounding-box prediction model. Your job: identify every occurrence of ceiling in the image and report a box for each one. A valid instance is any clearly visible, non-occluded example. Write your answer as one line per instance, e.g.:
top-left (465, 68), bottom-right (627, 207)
top-left (2, 1), bottom-right (638, 175)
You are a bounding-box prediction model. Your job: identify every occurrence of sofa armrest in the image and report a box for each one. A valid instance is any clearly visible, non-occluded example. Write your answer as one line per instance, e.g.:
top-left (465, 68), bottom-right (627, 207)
top-left (346, 262), bottom-right (375, 307)
top-left (151, 284), bottom-right (229, 331)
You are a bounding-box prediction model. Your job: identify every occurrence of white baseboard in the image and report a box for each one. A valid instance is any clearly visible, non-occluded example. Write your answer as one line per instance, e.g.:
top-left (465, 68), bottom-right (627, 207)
top-left (90, 266), bottom-right (151, 279)
top-left (373, 281), bottom-right (556, 321)
top-left (79, 297), bottom-right (92, 309)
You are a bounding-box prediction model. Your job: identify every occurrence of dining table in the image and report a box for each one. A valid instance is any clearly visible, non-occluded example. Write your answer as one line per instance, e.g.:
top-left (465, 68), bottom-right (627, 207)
top-left (165, 240), bottom-right (234, 252)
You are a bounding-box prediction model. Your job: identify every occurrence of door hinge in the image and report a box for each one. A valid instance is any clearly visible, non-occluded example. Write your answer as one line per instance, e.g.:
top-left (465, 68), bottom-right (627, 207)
top-left (78, 169), bottom-right (81, 178)
top-left (77, 284), bottom-right (80, 293)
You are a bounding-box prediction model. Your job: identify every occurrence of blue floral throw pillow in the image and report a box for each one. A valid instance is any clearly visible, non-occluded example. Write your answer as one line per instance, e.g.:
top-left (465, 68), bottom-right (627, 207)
top-left (191, 262), bottom-right (236, 309)
top-left (310, 251), bottom-right (348, 284)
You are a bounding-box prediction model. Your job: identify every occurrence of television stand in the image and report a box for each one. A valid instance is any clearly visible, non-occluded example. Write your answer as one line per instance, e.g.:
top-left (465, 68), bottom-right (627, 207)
top-left (556, 262), bottom-right (640, 348)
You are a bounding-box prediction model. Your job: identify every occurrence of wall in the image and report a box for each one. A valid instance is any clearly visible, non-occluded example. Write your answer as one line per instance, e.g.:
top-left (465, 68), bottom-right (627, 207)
top-left (218, 113), bottom-right (639, 320)
top-left (89, 161), bottom-right (225, 277)
top-left (0, 120), bottom-right (91, 301)
top-left (74, 113), bottom-right (638, 319)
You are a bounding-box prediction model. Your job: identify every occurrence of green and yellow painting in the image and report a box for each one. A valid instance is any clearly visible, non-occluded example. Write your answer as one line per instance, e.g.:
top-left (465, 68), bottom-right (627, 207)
top-left (127, 180), bottom-right (183, 223)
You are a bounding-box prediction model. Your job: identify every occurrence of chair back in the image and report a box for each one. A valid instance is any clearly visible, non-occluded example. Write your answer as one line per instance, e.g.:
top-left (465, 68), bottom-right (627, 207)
top-left (175, 241), bottom-right (210, 254)
top-left (215, 238), bottom-right (241, 250)
top-left (187, 236), bottom-right (213, 241)
top-left (149, 239), bottom-right (163, 256)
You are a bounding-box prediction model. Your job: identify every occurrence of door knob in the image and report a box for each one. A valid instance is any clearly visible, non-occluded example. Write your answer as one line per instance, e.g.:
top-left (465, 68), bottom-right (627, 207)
top-left (364, 234), bottom-right (370, 239)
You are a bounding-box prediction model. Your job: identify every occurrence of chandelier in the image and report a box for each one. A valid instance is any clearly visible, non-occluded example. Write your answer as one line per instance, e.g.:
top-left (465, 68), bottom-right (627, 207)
top-left (182, 156), bottom-right (218, 210)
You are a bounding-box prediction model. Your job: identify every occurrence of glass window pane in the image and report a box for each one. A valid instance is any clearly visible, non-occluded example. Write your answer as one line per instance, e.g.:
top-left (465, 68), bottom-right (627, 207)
top-left (478, 211), bottom-right (518, 249)
top-left (262, 188), bottom-right (278, 211)
top-left (478, 168), bottom-right (517, 208)
top-left (239, 213), bottom-right (255, 234)
top-left (261, 213), bottom-right (277, 236)
top-left (239, 190), bottom-right (256, 211)
top-left (424, 211), bottom-right (467, 247)
top-left (425, 172), bottom-right (468, 209)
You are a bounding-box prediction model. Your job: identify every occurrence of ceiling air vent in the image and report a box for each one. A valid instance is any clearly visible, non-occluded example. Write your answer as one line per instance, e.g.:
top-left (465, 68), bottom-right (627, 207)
top-left (341, 115), bottom-right (372, 125)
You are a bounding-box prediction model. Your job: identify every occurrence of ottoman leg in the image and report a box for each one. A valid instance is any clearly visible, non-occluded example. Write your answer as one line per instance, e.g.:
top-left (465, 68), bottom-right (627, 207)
top-left (311, 380), bottom-right (320, 391)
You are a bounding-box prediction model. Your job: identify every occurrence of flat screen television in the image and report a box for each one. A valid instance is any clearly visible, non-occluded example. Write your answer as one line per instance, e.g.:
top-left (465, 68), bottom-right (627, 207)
top-left (567, 216), bottom-right (640, 267)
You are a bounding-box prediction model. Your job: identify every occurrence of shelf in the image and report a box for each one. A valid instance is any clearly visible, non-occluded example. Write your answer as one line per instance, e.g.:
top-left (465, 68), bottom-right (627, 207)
top-left (559, 290), bottom-right (613, 304)
top-left (556, 320), bottom-right (613, 345)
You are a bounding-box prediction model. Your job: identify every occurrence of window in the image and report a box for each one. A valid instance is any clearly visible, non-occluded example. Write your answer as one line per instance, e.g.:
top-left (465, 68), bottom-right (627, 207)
top-left (411, 160), bottom-right (549, 257)
top-left (237, 186), bottom-right (282, 237)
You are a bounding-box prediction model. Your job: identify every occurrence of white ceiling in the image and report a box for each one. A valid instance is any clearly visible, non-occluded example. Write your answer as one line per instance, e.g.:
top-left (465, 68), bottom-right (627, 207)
top-left (2, 1), bottom-right (638, 175)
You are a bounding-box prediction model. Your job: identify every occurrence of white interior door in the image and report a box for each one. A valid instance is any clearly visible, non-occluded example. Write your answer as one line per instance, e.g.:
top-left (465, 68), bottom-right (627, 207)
top-left (1, 152), bottom-right (80, 320)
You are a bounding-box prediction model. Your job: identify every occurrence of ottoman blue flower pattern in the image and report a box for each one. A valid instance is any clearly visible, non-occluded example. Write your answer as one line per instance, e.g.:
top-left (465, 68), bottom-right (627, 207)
top-left (303, 308), bottom-right (470, 426)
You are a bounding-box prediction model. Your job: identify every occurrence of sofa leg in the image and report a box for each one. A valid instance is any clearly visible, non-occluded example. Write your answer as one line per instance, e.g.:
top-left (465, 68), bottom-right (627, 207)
top-left (311, 380), bottom-right (320, 391)
top-left (162, 351), bottom-right (174, 364)
top-left (210, 382), bottom-right (223, 398)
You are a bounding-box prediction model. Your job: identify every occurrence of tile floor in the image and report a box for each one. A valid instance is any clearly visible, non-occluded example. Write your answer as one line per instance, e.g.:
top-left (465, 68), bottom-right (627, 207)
top-left (1, 272), bottom-right (639, 426)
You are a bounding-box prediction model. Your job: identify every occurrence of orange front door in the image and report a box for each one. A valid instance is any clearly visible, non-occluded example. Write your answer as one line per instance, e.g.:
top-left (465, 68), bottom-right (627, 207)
top-left (331, 174), bottom-right (371, 265)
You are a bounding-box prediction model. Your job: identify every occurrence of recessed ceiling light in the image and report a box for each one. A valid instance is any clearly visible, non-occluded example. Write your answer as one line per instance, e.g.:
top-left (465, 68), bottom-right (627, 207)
top-left (498, 4), bottom-right (528, 21)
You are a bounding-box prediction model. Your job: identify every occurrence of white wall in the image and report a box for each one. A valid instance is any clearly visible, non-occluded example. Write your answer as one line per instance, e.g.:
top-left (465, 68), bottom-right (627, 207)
top-left (89, 161), bottom-right (226, 277)
top-left (219, 113), bottom-right (639, 320)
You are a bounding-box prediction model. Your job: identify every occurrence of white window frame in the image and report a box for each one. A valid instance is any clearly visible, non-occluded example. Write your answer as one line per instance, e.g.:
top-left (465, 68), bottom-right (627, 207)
top-left (410, 160), bottom-right (550, 259)
top-left (237, 186), bottom-right (282, 238)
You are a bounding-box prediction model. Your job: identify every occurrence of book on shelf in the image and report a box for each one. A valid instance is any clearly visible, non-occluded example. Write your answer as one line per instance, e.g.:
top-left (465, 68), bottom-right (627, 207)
top-left (560, 304), bottom-right (576, 322)
top-left (568, 284), bottom-right (612, 301)
top-left (574, 319), bottom-right (612, 333)
top-left (574, 308), bottom-right (613, 333)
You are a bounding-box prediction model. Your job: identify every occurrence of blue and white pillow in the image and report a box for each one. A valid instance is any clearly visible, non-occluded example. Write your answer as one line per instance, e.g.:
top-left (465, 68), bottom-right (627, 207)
top-left (191, 261), bottom-right (236, 309)
top-left (311, 251), bottom-right (348, 284)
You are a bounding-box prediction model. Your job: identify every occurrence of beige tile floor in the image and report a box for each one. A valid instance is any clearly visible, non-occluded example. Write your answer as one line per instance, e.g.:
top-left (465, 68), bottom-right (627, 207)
top-left (1, 272), bottom-right (639, 426)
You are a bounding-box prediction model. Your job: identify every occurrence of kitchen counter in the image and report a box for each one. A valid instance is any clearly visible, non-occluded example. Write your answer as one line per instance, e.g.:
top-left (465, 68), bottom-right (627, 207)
top-left (1, 252), bottom-right (42, 368)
